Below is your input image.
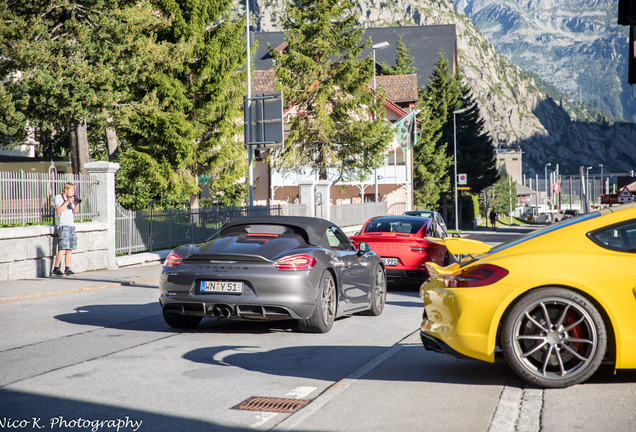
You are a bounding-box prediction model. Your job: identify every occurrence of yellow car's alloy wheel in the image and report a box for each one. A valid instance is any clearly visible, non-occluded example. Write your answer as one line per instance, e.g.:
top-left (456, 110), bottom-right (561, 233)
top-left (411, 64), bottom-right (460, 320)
top-left (502, 287), bottom-right (607, 388)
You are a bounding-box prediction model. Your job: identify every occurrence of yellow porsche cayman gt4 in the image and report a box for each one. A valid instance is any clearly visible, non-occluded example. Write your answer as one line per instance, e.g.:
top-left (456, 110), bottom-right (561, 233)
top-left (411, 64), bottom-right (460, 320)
top-left (420, 203), bottom-right (636, 388)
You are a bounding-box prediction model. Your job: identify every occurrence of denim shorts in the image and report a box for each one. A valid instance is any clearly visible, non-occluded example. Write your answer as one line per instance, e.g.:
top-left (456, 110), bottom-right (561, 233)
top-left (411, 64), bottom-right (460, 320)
top-left (57, 225), bottom-right (77, 250)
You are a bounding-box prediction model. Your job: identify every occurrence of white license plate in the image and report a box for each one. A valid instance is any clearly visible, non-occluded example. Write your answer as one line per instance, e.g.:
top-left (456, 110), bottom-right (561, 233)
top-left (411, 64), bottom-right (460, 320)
top-left (382, 258), bottom-right (398, 266)
top-left (200, 280), bottom-right (243, 293)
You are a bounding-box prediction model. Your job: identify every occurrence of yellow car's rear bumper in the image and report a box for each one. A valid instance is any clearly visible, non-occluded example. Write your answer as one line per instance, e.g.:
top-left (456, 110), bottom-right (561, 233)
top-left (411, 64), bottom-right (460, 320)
top-left (420, 280), bottom-right (512, 363)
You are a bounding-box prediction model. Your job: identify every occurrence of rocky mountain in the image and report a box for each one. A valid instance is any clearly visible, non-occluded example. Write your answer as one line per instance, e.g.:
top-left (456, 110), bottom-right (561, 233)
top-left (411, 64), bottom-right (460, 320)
top-left (454, 0), bottom-right (636, 124)
top-left (241, 0), bottom-right (636, 177)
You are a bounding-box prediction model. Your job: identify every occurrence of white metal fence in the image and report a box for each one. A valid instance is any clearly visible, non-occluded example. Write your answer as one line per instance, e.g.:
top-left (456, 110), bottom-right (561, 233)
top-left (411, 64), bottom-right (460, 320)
top-left (115, 204), bottom-right (283, 255)
top-left (0, 170), bottom-right (99, 226)
top-left (330, 201), bottom-right (387, 227)
top-left (1, 167), bottom-right (389, 254)
top-left (114, 200), bottom-right (388, 255)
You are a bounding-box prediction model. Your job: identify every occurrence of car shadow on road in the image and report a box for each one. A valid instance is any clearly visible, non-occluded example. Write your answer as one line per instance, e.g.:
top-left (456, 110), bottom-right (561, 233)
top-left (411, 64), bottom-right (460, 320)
top-left (54, 302), bottom-right (171, 332)
top-left (54, 303), bottom-right (324, 334)
top-left (585, 364), bottom-right (636, 385)
top-left (0, 388), bottom-right (244, 432)
top-left (183, 343), bottom-right (636, 388)
top-left (54, 299), bottom-right (420, 333)
top-left (182, 343), bottom-right (514, 386)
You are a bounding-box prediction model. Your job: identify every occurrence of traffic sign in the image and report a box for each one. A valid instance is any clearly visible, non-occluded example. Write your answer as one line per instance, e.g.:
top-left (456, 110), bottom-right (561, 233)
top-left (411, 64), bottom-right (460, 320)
top-left (458, 174), bottom-right (467, 185)
top-left (618, 186), bottom-right (634, 203)
top-left (244, 92), bottom-right (284, 149)
top-left (601, 194), bottom-right (618, 204)
top-left (457, 186), bottom-right (470, 190)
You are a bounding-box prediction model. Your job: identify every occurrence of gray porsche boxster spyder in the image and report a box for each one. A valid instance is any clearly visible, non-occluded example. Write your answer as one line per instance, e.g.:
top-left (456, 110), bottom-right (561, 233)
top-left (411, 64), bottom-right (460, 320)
top-left (159, 216), bottom-right (387, 333)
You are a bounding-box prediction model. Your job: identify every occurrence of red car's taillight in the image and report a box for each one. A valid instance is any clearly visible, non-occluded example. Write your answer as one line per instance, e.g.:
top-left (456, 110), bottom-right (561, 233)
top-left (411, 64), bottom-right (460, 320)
top-left (275, 255), bottom-right (317, 271)
top-left (164, 252), bottom-right (182, 268)
top-left (411, 239), bottom-right (434, 253)
top-left (411, 246), bottom-right (435, 252)
top-left (443, 264), bottom-right (508, 288)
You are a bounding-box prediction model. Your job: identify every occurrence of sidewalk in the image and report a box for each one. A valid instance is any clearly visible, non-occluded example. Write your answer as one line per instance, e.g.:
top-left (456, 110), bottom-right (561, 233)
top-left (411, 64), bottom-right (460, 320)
top-left (0, 261), bottom-right (163, 303)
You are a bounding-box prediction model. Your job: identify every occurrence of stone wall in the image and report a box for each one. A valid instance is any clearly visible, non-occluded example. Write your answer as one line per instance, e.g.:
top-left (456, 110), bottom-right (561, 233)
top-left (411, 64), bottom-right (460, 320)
top-left (0, 161), bottom-right (120, 281)
top-left (0, 222), bottom-right (110, 280)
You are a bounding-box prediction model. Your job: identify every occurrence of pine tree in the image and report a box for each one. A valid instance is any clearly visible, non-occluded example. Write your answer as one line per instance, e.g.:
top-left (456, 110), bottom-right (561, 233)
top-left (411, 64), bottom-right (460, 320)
top-left (271, 0), bottom-right (393, 182)
top-left (0, 0), bottom-right (176, 174)
top-left (0, 83), bottom-right (26, 141)
top-left (417, 50), bottom-right (498, 227)
top-left (416, 50), bottom-right (462, 220)
top-left (116, 0), bottom-right (248, 210)
top-left (413, 102), bottom-right (451, 209)
top-left (382, 34), bottom-right (416, 75)
top-left (455, 75), bottom-right (500, 194)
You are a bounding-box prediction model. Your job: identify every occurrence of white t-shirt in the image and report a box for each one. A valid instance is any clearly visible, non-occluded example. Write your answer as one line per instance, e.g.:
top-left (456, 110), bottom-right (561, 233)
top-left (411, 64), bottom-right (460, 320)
top-left (54, 194), bottom-right (75, 227)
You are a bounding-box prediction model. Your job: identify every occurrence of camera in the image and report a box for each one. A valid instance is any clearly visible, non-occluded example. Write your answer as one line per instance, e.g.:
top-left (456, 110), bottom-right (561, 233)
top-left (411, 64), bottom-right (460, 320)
top-left (74, 196), bottom-right (82, 204)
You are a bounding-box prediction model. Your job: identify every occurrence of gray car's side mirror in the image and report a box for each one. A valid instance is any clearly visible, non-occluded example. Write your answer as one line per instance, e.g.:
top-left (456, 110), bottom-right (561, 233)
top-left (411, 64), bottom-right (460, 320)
top-left (357, 241), bottom-right (371, 255)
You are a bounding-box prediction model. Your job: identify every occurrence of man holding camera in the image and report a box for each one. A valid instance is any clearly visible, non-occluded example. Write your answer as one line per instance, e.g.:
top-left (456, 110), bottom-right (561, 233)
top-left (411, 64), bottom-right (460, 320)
top-left (52, 182), bottom-right (80, 276)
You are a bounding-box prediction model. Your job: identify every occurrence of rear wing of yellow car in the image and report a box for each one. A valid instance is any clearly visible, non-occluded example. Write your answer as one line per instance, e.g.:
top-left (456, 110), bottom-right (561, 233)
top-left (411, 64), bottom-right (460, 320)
top-left (427, 236), bottom-right (491, 255)
top-left (425, 237), bottom-right (492, 273)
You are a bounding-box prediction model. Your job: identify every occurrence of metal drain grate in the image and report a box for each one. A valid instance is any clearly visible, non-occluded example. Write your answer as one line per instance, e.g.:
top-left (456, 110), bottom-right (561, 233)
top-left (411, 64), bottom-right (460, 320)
top-left (232, 396), bottom-right (309, 414)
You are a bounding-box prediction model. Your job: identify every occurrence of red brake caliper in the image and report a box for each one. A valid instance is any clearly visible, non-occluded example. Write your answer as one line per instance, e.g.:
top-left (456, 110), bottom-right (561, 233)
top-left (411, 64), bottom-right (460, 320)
top-left (567, 311), bottom-right (584, 351)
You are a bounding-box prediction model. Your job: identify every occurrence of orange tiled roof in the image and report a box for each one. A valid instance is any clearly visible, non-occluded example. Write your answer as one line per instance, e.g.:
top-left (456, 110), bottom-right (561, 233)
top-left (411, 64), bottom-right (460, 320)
top-left (251, 70), bottom-right (276, 94)
top-left (250, 71), bottom-right (418, 104)
top-left (373, 74), bottom-right (418, 103)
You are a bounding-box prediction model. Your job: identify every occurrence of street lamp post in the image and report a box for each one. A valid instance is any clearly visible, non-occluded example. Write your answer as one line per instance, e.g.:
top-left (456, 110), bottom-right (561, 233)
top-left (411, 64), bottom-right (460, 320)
top-left (246, 0), bottom-right (253, 206)
top-left (586, 166), bottom-right (593, 209)
top-left (453, 108), bottom-right (467, 231)
top-left (599, 163), bottom-right (604, 195)
top-left (544, 163), bottom-right (551, 214)
top-left (372, 41), bottom-right (389, 203)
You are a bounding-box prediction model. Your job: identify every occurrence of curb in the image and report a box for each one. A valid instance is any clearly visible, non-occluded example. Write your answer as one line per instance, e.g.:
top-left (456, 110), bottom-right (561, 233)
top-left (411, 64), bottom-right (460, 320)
top-left (0, 277), bottom-right (159, 304)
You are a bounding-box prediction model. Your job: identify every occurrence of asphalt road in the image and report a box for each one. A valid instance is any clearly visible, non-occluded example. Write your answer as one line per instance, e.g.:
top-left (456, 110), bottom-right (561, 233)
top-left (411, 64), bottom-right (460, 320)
top-left (1, 227), bottom-right (635, 431)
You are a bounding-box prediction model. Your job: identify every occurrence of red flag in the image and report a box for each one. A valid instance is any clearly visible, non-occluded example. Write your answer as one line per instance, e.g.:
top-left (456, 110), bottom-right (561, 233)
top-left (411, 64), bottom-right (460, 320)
top-left (552, 180), bottom-right (561, 194)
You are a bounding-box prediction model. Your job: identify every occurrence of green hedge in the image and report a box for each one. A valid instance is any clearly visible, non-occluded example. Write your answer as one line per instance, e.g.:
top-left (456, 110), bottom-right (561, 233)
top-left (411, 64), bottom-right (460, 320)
top-left (462, 193), bottom-right (480, 222)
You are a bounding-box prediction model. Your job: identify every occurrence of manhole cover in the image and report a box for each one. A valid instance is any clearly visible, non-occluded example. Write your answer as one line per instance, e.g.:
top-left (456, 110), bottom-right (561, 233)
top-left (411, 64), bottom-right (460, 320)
top-left (232, 396), bottom-right (309, 414)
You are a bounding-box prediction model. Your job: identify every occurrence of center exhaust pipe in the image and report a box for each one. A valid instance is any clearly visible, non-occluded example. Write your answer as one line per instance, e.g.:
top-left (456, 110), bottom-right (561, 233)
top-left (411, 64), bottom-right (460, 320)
top-left (212, 305), bottom-right (233, 318)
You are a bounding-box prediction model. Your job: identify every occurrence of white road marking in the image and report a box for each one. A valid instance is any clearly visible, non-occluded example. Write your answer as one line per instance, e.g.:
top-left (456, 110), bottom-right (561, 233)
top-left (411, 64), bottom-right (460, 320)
top-left (251, 386), bottom-right (318, 428)
top-left (270, 331), bottom-right (420, 431)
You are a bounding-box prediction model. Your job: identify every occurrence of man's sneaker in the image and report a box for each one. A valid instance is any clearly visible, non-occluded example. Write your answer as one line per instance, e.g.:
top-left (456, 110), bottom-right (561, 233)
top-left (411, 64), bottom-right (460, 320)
top-left (64, 268), bottom-right (75, 276)
top-left (52, 269), bottom-right (64, 277)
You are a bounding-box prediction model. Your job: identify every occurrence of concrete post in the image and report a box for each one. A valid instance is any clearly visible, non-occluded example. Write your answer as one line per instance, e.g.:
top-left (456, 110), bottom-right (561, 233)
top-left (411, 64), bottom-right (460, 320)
top-left (315, 181), bottom-right (331, 220)
top-left (298, 181), bottom-right (315, 217)
top-left (84, 161), bottom-right (120, 268)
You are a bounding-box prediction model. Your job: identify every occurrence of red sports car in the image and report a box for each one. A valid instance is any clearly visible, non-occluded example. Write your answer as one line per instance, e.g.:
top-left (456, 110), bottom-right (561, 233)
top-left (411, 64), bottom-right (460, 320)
top-left (350, 215), bottom-right (451, 285)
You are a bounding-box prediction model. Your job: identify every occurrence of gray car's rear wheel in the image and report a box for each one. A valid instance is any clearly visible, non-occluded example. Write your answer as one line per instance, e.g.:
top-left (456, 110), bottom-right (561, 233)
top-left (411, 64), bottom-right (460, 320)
top-left (163, 311), bottom-right (202, 329)
top-left (501, 287), bottom-right (607, 388)
top-left (298, 271), bottom-right (336, 333)
top-left (359, 265), bottom-right (386, 316)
